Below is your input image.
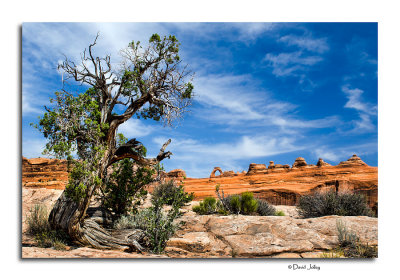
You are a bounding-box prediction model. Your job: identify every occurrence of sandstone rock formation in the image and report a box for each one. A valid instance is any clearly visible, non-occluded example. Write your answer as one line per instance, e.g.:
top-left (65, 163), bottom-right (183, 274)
top-left (183, 156), bottom-right (377, 213)
top-left (247, 163), bottom-right (268, 175)
top-left (222, 171), bottom-right (236, 177)
top-left (22, 155), bottom-right (378, 214)
top-left (317, 158), bottom-right (331, 167)
top-left (268, 161), bottom-right (275, 169)
top-left (22, 162), bottom-right (378, 258)
top-left (166, 169), bottom-right (187, 179)
top-left (210, 167), bottom-right (223, 178)
top-left (338, 154), bottom-right (367, 167)
top-left (268, 161), bottom-right (290, 173)
top-left (165, 215), bottom-right (377, 258)
top-left (22, 157), bottom-right (68, 189)
top-left (292, 157), bottom-right (308, 168)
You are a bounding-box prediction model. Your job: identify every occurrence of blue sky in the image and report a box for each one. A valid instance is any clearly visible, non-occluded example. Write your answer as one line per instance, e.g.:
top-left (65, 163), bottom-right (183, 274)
top-left (22, 22), bottom-right (377, 178)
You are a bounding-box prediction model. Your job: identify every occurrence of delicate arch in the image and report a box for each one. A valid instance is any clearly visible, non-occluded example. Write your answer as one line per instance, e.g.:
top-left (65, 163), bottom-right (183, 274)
top-left (210, 167), bottom-right (223, 178)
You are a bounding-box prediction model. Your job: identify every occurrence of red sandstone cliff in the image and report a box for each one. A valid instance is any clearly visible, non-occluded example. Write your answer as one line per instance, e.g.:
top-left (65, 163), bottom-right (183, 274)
top-left (22, 155), bottom-right (377, 212)
top-left (22, 157), bottom-right (68, 189)
top-left (181, 155), bottom-right (377, 213)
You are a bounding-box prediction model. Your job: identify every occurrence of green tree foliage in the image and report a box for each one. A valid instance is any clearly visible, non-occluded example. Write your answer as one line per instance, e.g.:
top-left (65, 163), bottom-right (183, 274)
top-left (32, 33), bottom-right (194, 212)
top-left (103, 159), bottom-right (153, 216)
top-left (152, 180), bottom-right (194, 207)
top-left (114, 180), bottom-right (191, 253)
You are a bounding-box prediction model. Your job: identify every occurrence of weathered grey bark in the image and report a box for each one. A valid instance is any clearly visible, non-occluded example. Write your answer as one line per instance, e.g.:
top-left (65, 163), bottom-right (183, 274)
top-left (48, 139), bottom-right (172, 251)
top-left (47, 34), bottom-right (189, 251)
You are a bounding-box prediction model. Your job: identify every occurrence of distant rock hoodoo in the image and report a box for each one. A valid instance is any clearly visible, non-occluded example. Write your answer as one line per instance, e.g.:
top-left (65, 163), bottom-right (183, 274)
top-left (292, 157), bottom-right (308, 168)
top-left (338, 154), bottom-right (367, 167)
top-left (247, 163), bottom-right (268, 175)
top-left (167, 169), bottom-right (187, 179)
top-left (316, 158), bottom-right (331, 167)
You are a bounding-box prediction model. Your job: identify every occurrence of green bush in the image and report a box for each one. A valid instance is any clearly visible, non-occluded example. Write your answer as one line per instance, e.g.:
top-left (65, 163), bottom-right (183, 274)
top-left (241, 192), bottom-right (258, 214)
top-left (115, 180), bottom-right (189, 254)
top-left (114, 208), bottom-right (179, 254)
top-left (26, 204), bottom-right (69, 250)
top-left (222, 195), bottom-right (241, 214)
top-left (275, 210), bottom-right (285, 216)
top-left (213, 185), bottom-right (276, 216)
top-left (297, 191), bottom-right (373, 218)
top-left (195, 191), bottom-right (275, 216)
top-left (103, 158), bottom-right (153, 216)
top-left (222, 192), bottom-right (259, 215)
top-left (152, 180), bottom-right (194, 207)
top-left (192, 197), bottom-right (226, 215)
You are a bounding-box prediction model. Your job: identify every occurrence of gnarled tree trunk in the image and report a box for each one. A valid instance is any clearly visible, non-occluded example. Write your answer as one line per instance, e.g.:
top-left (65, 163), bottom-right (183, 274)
top-left (48, 139), bottom-right (172, 252)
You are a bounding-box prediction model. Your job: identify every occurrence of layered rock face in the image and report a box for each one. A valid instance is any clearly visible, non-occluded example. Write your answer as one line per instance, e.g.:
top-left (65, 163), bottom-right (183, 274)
top-left (22, 155), bottom-right (378, 213)
top-left (247, 163), bottom-right (268, 175)
top-left (166, 169), bottom-right (187, 179)
top-left (338, 154), bottom-right (367, 167)
top-left (183, 155), bottom-right (377, 212)
top-left (22, 157), bottom-right (68, 189)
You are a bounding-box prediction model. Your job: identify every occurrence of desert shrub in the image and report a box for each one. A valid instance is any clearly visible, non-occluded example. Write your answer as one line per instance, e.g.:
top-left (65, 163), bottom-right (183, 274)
top-left (336, 192), bottom-right (374, 216)
top-left (192, 197), bottom-right (227, 215)
top-left (256, 199), bottom-right (276, 216)
top-left (241, 192), bottom-right (258, 214)
top-left (222, 193), bottom-right (259, 215)
top-left (214, 185), bottom-right (276, 216)
top-left (220, 195), bottom-right (241, 214)
top-left (114, 208), bottom-right (179, 254)
top-left (275, 210), bottom-right (286, 216)
top-left (114, 181), bottom-right (188, 254)
top-left (103, 158), bottom-right (153, 216)
top-left (322, 220), bottom-right (378, 258)
top-left (26, 204), bottom-right (50, 235)
top-left (337, 219), bottom-right (359, 248)
top-left (152, 180), bottom-right (194, 207)
top-left (297, 191), bottom-right (373, 218)
top-left (26, 204), bottom-right (69, 250)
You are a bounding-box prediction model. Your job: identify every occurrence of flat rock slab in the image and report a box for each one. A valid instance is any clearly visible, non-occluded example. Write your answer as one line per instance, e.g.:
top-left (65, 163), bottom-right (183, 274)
top-left (166, 215), bottom-right (377, 258)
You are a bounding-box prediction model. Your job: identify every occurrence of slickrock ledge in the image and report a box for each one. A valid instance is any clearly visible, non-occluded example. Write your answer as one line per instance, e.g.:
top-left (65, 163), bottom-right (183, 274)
top-left (165, 215), bottom-right (377, 258)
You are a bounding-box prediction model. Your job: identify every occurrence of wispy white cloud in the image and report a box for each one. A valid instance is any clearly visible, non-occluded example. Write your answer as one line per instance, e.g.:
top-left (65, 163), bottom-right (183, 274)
top-left (342, 84), bottom-right (377, 132)
top-left (22, 83), bottom-right (46, 116)
top-left (264, 51), bottom-right (323, 77)
top-left (342, 85), bottom-right (376, 114)
top-left (233, 22), bottom-right (276, 41)
top-left (264, 30), bottom-right (329, 79)
top-left (194, 73), bottom-right (340, 131)
top-left (117, 118), bottom-right (154, 138)
top-left (278, 34), bottom-right (329, 54)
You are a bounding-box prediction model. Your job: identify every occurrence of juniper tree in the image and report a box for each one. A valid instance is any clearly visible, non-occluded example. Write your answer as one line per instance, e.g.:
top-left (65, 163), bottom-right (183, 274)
top-left (33, 33), bottom-right (194, 251)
